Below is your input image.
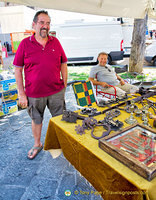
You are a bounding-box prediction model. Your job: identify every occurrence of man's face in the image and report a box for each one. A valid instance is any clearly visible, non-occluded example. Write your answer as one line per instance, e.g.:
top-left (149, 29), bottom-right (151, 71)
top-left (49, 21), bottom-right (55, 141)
top-left (98, 55), bottom-right (108, 66)
top-left (33, 14), bottom-right (51, 38)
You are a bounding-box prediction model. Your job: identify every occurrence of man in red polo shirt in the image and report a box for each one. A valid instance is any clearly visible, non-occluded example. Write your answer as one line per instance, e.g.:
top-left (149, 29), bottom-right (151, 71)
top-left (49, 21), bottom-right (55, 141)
top-left (14, 10), bottom-right (68, 159)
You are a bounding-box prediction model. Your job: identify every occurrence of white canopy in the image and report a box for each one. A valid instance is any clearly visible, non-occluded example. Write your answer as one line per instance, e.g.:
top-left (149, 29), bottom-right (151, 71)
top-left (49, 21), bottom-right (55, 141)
top-left (1, 0), bottom-right (156, 19)
top-left (0, 5), bottom-right (35, 33)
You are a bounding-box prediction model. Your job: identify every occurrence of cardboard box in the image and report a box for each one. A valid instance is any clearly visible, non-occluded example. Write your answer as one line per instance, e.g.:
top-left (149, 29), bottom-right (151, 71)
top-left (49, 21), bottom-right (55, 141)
top-left (0, 79), bottom-right (17, 92)
top-left (0, 101), bottom-right (18, 117)
top-left (0, 89), bottom-right (18, 102)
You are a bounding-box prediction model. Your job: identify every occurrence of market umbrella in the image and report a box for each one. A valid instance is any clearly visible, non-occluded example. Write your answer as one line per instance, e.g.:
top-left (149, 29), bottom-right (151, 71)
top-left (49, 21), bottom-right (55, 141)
top-left (1, 0), bottom-right (156, 19)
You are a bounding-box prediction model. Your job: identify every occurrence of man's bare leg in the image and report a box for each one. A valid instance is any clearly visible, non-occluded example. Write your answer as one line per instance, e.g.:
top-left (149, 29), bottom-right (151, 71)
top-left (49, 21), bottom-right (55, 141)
top-left (0, 56), bottom-right (3, 65)
top-left (28, 120), bottom-right (43, 159)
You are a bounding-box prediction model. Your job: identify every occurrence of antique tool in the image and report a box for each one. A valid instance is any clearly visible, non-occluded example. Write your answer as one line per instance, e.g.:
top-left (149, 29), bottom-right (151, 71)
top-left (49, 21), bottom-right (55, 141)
top-left (90, 90), bottom-right (156, 118)
top-left (99, 109), bottom-right (123, 131)
top-left (125, 135), bottom-right (144, 144)
top-left (98, 99), bottom-right (113, 107)
top-left (75, 117), bottom-right (111, 139)
top-left (91, 123), bottom-right (111, 139)
top-left (140, 131), bottom-right (156, 140)
top-left (75, 124), bottom-right (85, 135)
top-left (120, 139), bottom-right (148, 155)
top-left (144, 138), bottom-right (153, 151)
top-left (63, 91), bottom-right (156, 123)
top-left (90, 101), bottom-right (127, 117)
top-left (149, 112), bottom-right (156, 128)
top-left (143, 154), bottom-right (156, 164)
top-left (99, 117), bottom-right (123, 131)
top-left (131, 133), bottom-right (145, 143)
top-left (127, 140), bottom-right (145, 151)
top-left (120, 147), bottom-right (139, 157)
top-left (105, 109), bottom-right (121, 118)
top-left (98, 94), bottom-right (129, 107)
top-left (124, 104), bottom-right (138, 113)
top-left (134, 108), bottom-right (142, 117)
top-left (142, 114), bottom-right (151, 127)
top-left (122, 136), bottom-right (149, 152)
top-left (141, 105), bottom-right (150, 127)
top-left (141, 105), bottom-right (149, 116)
top-left (75, 117), bottom-right (97, 135)
top-left (62, 110), bottom-right (85, 123)
top-left (80, 107), bottom-right (101, 116)
top-left (146, 99), bottom-right (156, 114)
top-left (125, 100), bottom-right (138, 125)
top-left (138, 87), bottom-right (150, 95)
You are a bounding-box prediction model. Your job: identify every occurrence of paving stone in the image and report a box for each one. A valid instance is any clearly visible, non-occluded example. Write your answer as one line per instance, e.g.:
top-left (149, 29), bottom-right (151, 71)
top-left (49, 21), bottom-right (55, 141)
top-left (74, 175), bottom-right (103, 200)
top-left (0, 185), bottom-right (25, 200)
top-left (20, 176), bottom-right (58, 200)
top-left (15, 147), bottom-right (45, 163)
top-left (64, 161), bottom-right (76, 173)
top-left (0, 153), bottom-right (16, 179)
top-left (37, 153), bottom-right (68, 180)
top-left (57, 171), bottom-right (92, 200)
top-left (0, 161), bottom-right (38, 186)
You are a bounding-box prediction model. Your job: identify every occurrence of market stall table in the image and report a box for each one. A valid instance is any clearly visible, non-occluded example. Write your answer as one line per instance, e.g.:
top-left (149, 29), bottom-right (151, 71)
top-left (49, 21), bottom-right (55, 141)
top-left (44, 96), bottom-right (156, 200)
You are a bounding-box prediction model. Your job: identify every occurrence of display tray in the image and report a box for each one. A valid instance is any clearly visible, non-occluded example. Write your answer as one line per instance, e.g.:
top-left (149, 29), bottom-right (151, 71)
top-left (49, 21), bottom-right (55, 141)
top-left (99, 124), bottom-right (156, 181)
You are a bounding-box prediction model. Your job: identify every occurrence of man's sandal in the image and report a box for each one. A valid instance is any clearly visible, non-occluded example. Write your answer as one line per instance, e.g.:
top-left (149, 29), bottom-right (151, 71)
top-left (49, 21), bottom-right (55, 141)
top-left (27, 145), bottom-right (43, 160)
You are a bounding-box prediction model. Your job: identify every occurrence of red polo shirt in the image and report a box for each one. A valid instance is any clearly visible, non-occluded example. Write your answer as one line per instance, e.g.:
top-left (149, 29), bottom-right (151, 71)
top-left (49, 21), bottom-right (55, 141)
top-left (13, 35), bottom-right (67, 98)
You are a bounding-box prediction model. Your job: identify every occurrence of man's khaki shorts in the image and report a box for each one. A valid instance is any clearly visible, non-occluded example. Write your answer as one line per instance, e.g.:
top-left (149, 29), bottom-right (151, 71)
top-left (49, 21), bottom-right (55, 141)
top-left (27, 88), bottom-right (65, 124)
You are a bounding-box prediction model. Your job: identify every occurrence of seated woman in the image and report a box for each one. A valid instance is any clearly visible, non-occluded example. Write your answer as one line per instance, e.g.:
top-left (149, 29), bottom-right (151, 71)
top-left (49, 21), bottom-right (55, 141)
top-left (89, 52), bottom-right (138, 97)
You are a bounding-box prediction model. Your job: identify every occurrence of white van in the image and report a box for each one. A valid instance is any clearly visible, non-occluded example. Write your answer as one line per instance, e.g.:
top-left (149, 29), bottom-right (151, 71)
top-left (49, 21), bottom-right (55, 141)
top-left (145, 40), bottom-right (156, 66)
top-left (122, 25), bottom-right (133, 56)
top-left (51, 21), bottom-right (124, 64)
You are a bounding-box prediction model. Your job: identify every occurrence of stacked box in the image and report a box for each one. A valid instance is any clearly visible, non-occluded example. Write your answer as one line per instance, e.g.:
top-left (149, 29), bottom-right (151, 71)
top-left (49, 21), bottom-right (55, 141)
top-left (0, 78), bottom-right (17, 92)
top-left (0, 89), bottom-right (18, 102)
top-left (0, 101), bottom-right (18, 116)
top-left (0, 79), bottom-right (18, 116)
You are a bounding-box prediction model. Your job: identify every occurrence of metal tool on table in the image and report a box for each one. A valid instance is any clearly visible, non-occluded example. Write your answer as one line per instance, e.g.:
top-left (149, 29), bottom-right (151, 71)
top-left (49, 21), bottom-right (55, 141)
top-left (125, 100), bottom-right (138, 125)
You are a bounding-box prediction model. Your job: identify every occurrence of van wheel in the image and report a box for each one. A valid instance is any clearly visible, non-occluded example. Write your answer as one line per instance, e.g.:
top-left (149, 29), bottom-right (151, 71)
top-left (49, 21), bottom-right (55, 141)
top-left (108, 56), bottom-right (112, 64)
top-left (153, 58), bottom-right (156, 66)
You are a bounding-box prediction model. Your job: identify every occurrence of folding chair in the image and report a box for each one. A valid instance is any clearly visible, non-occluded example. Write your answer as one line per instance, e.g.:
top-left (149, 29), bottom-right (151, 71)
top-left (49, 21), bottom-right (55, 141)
top-left (94, 74), bottom-right (117, 99)
top-left (67, 80), bottom-right (98, 184)
top-left (96, 84), bottom-right (117, 99)
top-left (72, 80), bottom-right (98, 107)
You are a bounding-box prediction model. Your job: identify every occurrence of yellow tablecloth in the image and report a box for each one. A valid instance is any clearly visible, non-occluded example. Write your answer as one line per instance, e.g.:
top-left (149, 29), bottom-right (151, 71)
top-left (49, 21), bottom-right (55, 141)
top-left (44, 97), bottom-right (156, 200)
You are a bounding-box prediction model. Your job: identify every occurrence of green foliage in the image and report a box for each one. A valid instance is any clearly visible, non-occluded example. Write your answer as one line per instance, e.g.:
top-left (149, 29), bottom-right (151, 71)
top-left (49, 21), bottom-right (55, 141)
top-left (120, 72), bottom-right (147, 81)
top-left (151, 77), bottom-right (156, 81)
top-left (120, 72), bottom-right (135, 79)
top-left (136, 74), bottom-right (146, 81)
top-left (68, 72), bottom-right (89, 81)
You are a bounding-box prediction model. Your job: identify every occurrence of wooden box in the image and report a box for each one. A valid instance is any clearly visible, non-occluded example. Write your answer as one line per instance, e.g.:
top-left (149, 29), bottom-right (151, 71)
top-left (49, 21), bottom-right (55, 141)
top-left (99, 124), bottom-right (156, 181)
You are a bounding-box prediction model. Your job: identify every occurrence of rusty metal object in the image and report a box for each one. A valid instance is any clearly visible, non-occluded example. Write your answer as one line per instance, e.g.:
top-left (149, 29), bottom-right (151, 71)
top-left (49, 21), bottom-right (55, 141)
top-left (62, 110), bottom-right (85, 123)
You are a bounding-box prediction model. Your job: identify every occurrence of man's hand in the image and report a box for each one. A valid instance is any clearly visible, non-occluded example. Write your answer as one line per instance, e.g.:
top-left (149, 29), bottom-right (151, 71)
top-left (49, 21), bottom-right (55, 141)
top-left (101, 82), bottom-right (110, 88)
top-left (19, 94), bottom-right (28, 108)
top-left (88, 77), bottom-right (110, 88)
top-left (120, 79), bottom-right (125, 86)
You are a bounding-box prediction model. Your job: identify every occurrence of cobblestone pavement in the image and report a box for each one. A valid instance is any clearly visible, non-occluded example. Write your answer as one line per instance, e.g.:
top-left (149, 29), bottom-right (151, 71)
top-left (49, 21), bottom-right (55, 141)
top-left (0, 55), bottom-right (103, 200)
top-left (0, 92), bottom-right (103, 200)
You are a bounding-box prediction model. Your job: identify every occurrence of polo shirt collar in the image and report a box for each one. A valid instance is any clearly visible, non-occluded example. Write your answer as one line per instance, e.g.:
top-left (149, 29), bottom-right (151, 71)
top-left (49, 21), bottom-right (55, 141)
top-left (30, 34), bottom-right (53, 43)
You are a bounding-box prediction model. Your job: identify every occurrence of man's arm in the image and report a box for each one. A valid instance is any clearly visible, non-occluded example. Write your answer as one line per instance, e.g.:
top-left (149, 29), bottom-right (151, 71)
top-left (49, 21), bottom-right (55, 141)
top-left (61, 63), bottom-right (68, 87)
top-left (88, 77), bottom-right (110, 88)
top-left (15, 67), bottom-right (28, 108)
top-left (116, 74), bottom-right (125, 85)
